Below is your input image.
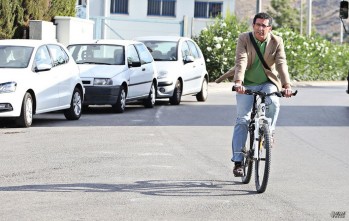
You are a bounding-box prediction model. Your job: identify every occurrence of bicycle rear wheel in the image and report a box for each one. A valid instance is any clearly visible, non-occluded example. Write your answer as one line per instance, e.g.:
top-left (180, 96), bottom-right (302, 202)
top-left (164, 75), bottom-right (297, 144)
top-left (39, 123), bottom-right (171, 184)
top-left (255, 124), bottom-right (271, 193)
top-left (241, 128), bottom-right (253, 184)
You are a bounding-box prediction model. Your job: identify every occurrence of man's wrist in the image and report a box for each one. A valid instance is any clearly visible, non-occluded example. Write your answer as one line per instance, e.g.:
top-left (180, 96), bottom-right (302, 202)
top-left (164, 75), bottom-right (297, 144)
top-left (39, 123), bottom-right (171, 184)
top-left (283, 83), bottom-right (291, 89)
top-left (234, 81), bottom-right (242, 87)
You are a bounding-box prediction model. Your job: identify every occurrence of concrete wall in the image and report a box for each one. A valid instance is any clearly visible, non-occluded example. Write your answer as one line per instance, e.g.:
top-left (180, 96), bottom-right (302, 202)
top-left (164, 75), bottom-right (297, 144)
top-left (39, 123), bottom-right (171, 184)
top-left (54, 16), bottom-right (95, 46)
top-left (29, 20), bottom-right (57, 41)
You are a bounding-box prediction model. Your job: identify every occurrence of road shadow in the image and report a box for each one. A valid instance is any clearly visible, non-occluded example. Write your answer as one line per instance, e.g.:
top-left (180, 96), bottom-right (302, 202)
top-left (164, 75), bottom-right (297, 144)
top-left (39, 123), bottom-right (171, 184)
top-left (0, 180), bottom-right (257, 196)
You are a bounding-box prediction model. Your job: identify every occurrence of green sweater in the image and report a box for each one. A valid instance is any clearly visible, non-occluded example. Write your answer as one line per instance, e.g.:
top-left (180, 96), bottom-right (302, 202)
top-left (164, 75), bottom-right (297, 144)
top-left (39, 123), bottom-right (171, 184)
top-left (244, 37), bottom-right (269, 86)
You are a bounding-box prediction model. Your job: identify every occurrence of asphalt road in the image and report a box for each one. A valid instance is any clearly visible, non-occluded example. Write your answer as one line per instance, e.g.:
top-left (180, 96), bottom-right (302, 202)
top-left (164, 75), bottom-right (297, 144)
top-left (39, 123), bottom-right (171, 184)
top-left (1, 83), bottom-right (349, 220)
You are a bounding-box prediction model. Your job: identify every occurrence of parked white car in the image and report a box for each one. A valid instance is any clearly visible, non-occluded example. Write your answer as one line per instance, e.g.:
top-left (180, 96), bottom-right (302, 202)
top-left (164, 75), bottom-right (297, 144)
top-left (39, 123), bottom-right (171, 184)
top-left (0, 40), bottom-right (84, 128)
top-left (68, 40), bottom-right (157, 113)
top-left (134, 36), bottom-right (209, 105)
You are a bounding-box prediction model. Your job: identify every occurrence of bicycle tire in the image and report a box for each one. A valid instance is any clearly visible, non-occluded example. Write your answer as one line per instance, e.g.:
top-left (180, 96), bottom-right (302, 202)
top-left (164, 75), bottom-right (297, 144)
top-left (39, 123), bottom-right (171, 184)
top-left (255, 123), bottom-right (271, 193)
top-left (241, 127), bottom-right (254, 184)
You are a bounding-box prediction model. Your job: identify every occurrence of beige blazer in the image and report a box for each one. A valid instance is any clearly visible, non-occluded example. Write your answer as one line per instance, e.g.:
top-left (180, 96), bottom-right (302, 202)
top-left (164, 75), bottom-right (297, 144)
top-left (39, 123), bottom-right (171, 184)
top-left (215, 32), bottom-right (291, 91)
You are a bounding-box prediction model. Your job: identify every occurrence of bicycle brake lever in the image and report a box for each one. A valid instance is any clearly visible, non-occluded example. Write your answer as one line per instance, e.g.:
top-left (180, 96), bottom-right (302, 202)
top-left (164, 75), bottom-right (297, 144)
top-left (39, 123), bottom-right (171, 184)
top-left (275, 92), bottom-right (283, 97)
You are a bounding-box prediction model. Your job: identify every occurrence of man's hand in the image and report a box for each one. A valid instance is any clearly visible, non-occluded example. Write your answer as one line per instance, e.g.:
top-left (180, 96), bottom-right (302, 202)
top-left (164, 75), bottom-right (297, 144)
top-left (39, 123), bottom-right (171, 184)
top-left (283, 84), bottom-right (293, 98)
top-left (234, 81), bottom-right (245, 94)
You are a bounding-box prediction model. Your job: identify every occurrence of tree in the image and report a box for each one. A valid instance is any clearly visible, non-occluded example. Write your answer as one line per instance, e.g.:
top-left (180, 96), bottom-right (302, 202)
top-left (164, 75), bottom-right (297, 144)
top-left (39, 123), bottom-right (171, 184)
top-left (0, 0), bottom-right (76, 39)
top-left (0, 0), bottom-right (23, 39)
top-left (46, 0), bottom-right (76, 19)
top-left (267, 0), bottom-right (300, 32)
top-left (22, 0), bottom-right (50, 23)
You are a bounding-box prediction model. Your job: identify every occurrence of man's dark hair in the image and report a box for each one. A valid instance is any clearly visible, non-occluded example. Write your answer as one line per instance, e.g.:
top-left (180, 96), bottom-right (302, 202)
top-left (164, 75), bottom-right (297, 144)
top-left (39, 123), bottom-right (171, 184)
top-left (253, 12), bottom-right (273, 26)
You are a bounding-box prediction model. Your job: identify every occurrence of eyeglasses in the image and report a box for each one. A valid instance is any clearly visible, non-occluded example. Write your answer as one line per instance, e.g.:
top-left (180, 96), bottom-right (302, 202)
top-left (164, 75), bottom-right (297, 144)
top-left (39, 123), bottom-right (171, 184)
top-left (254, 23), bottom-right (270, 29)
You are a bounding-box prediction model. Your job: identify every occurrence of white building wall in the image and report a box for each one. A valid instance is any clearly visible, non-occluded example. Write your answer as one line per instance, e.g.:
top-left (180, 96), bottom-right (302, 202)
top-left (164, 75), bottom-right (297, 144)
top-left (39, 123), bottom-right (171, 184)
top-left (85, 0), bottom-right (235, 39)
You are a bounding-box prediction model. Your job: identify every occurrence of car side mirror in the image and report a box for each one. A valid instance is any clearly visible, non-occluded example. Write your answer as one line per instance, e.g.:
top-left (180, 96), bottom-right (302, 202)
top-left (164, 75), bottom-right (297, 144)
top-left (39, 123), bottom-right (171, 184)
top-left (128, 61), bottom-right (142, 68)
top-left (35, 63), bottom-right (52, 72)
top-left (183, 55), bottom-right (194, 64)
top-left (340, 1), bottom-right (348, 19)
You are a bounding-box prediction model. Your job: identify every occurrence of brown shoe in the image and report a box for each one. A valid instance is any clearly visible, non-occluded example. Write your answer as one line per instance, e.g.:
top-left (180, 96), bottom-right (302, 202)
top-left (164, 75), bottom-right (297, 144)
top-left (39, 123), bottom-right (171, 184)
top-left (233, 165), bottom-right (243, 177)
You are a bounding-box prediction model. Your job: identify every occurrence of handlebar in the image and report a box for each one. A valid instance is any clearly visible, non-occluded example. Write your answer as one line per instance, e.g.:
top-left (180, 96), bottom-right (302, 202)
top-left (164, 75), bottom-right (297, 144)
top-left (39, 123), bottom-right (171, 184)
top-left (232, 86), bottom-right (298, 97)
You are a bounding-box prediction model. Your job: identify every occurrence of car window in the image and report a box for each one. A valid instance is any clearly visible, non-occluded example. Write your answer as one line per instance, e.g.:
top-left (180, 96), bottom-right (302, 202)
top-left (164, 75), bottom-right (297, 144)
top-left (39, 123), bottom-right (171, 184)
top-left (34, 46), bottom-right (52, 68)
top-left (187, 40), bottom-right (200, 59)
top-left (126, 45), bottom-right (141, 64)
top-left (134, 43), bottom-right (153, 64)
top-left (142, 41), bottom-right (177, 61)
top-left (47, 44), bottom-right (69, 67)
top-left (181, 41), bottom-right (191, 58)
top-left (68, 44), bottom-right (125, 65)
top-left (0, 46), bottom-right (33, 68)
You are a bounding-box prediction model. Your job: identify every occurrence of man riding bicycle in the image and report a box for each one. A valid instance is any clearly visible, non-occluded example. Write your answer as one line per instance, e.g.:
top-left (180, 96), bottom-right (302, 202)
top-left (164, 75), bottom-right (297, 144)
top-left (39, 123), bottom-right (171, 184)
top-left (215, 12), bottom-right (293, 177)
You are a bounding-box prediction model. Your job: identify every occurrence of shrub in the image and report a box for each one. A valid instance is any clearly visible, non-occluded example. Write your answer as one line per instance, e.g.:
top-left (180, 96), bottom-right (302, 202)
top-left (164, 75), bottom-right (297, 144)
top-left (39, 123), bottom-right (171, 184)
top-left (194, 14), bottom-right (248, 82)
top-left (194, 17), bottom-right (349, 81)
top-left (274, 28), bottom-right (349, 81)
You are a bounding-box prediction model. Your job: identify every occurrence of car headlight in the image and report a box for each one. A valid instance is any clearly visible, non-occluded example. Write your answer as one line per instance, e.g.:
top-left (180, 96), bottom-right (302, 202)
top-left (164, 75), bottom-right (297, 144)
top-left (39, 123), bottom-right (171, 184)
top-left (94, 78), bottom-right (113, 86)
top-left (157, 71), bottom-right (169, 79)
top-left (0, 82), bottom-right (17, 93)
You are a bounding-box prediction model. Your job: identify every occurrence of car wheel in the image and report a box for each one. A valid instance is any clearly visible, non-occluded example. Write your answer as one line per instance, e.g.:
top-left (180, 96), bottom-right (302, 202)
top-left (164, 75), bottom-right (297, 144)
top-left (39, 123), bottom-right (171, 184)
top-left (144, 82), bottom-right (156, 108)
top-left (196, 78), bottom-right (208, 102)
top-left (112, 85), bottom-right (126, 113)
top-left (169, 79), bottom-right (182, 105)
top-left (16, 92), bottom-right (33, 128)
top-left (64, 87), bottom-right (82, 120)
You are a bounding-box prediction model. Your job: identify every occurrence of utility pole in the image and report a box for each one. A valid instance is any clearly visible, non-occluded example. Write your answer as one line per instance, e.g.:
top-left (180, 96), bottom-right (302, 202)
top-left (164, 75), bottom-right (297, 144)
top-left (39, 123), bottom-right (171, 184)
top-left (300, 0), bottom-right (303, 35)
top-left (256, 0), bottom-right (262, 13)
top-left (341, 19), bottom-right (344, 44)
top-left (306, 0), bottom-right (312, 36)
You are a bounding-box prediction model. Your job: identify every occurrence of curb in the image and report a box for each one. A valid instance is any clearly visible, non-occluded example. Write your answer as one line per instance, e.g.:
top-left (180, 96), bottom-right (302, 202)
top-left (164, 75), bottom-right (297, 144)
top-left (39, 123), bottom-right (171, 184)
top-left (289, 81), bottom-right (347, 87)
top-left (208, 81), bottom-right (347, 90)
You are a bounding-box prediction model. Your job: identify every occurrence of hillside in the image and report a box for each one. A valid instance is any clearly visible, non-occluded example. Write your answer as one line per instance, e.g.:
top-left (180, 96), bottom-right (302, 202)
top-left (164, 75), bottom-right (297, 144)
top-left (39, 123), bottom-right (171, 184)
top-left (234, 0), bottom-right (343, 42)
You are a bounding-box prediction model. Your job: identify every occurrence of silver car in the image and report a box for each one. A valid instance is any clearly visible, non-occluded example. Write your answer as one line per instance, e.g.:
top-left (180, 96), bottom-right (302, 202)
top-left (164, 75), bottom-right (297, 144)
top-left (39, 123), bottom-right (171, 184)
top-left (135, 36), bottom-right (209, 105)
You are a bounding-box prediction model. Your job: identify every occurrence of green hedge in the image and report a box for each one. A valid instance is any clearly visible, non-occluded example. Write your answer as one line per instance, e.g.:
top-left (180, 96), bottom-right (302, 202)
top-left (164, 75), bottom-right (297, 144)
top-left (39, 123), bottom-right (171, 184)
top-left (194, 15), bottom-right (349, 82)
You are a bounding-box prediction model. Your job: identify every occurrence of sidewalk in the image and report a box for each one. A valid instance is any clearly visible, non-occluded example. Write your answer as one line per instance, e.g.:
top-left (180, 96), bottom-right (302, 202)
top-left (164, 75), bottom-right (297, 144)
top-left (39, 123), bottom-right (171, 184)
top-left (208, 81), bottom-right (347, 92)
top-left (288, 81), bottom-right (347, 87)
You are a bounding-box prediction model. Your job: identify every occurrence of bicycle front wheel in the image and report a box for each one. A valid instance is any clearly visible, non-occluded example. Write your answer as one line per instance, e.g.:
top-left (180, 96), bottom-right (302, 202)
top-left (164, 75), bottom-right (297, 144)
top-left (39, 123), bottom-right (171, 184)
top-left (241, 128), bottom-right (253, 184)
top-left (255, 124), bottom-right (271, 193)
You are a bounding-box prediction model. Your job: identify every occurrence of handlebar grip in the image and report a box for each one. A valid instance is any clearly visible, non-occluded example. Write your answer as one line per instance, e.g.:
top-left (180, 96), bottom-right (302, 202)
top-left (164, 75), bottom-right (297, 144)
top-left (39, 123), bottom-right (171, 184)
top-left (232, 86), bottom-right (252, 94)
top-left (281, 89), bottom-right (298, 97)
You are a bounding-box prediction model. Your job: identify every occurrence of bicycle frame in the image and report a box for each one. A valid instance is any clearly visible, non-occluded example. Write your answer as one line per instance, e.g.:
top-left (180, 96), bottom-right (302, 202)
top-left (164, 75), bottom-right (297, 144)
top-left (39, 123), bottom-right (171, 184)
top-left (250, 93), bottom-right (272, 160)
top-left (233, 85), bottom-right (297, 193)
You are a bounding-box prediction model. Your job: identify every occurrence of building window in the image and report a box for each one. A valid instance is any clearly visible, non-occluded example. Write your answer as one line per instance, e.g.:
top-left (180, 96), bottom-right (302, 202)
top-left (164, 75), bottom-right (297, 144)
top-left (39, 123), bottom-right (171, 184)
top-left (147, 0), bottom-right (176, 17)
top-left (110, 0), bottom-right (128, 14)
top-left (194, 1), bottom-right (222, 18)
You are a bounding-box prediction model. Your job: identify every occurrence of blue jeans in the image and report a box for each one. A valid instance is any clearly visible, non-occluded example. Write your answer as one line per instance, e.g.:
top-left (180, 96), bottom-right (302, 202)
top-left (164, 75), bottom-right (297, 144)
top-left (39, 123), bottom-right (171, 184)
top-left (231, 82), bottom-right (280, 162)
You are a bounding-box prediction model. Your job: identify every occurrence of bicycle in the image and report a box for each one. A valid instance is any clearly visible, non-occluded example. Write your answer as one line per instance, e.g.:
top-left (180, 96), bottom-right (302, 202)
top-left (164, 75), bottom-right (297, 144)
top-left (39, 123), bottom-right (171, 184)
top-left (232, 86), bottom-right (297, 193)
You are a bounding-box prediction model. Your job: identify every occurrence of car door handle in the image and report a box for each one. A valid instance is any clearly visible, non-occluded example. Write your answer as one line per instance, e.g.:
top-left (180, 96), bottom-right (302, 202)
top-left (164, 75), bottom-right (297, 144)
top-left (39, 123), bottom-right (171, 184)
top-left (142, 68), bottom-right (146, 71)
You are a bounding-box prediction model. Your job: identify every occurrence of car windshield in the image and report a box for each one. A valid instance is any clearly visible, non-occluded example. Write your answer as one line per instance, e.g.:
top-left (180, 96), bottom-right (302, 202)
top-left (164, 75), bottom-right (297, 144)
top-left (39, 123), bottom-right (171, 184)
top-left (142, 41), bottom-right (177, 61)
top-left (68, 44), bottom-right (125, 65)
top-left (0, 46), bottom-right (33, 68)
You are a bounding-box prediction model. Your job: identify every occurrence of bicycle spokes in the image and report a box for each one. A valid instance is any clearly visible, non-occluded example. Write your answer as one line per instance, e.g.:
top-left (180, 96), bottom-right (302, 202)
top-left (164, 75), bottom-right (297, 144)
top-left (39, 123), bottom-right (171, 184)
top-left (255, 125), bottom-right (271, 193)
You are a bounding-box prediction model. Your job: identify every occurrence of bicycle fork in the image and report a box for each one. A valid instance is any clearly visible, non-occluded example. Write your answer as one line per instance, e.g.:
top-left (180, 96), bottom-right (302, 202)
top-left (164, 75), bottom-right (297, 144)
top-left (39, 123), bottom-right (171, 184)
top-left (253, 103), bottom-right (272, 160)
